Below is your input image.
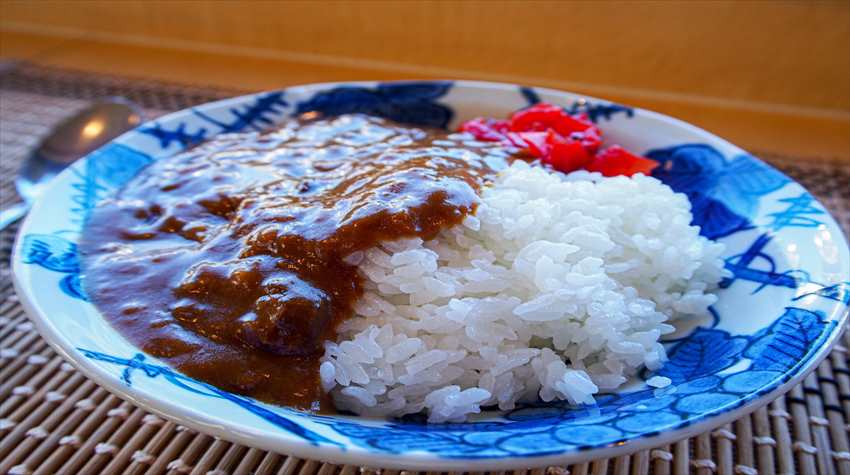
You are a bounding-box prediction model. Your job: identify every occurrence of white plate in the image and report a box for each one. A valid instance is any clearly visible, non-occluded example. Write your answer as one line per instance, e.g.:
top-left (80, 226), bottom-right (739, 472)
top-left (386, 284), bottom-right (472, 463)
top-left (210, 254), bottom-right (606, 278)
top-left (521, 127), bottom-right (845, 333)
top-left (12, 80), bottom-right (849, 470)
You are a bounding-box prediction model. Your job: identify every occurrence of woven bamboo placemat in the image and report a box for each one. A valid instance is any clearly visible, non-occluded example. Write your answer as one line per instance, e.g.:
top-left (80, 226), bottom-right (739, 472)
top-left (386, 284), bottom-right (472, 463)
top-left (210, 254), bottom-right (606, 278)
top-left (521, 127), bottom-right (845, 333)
top-left (1, 62), bottom-right (848, 475)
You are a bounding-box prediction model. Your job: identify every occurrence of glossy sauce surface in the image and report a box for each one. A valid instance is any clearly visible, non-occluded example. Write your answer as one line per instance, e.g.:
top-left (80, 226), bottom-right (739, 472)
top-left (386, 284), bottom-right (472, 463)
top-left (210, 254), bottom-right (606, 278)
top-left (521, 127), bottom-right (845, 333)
top-left (80, 114), bottom-right (507, 410)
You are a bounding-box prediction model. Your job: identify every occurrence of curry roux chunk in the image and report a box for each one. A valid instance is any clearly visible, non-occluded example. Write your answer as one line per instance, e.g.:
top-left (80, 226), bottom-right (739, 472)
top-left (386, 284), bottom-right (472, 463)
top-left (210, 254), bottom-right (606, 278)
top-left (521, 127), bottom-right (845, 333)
top-left (80, 114), bottom-right (508, 411)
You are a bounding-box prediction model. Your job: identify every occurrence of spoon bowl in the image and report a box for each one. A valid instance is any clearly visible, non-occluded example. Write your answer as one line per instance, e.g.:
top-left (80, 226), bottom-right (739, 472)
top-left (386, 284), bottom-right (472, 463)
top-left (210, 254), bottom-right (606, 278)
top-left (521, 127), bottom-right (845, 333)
top-left (0, 98), bottom-right (142, 229)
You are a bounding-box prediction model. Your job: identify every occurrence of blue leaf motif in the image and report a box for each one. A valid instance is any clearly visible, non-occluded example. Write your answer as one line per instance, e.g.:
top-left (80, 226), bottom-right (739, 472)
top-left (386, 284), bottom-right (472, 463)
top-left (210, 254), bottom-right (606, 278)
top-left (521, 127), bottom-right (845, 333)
top-left (649, 146), bottom-right (787, 207)
top-left (78, 349), bottom-right (339, 447)
top-left (21, 234), bottom-right (87, 300)
top-left (766, 193), bottom-right (824, 231)
top-left (650, 145), bottom-right (788, 221)
top-left (294, 82), bottom-right (454, 128)
top-left (517, 87), bottom-right (634, 122)
top-left (564, 101), bottom-right (635, 123)
top-left (654, 328), bottom-right (748, 384)
top-left (141, 92), bottom-right (287, 149)
top-left (712, 156), bottom-right (789, 218)
top-left (649, 143), bottom-right (724, 194)
top-left (140, 122), bottom-right (207, 149)
top-left (85, 143), bottom-right (154, 189)
top-left (193, 91), bottom-right (288, 133)
top-left (22, 234), bottom-right (79, 273)
top-left (328, 421), bottom-right (472, 455)
top-left (745, 307), bottom-right (832, 372)
top-left (721, 233), bottom-right (803, 292)
top-left (793, 282), bottom-right (850, 305)
top-left (60, 274), bottom-right (86, 300)
top-left (723, 156), bottom-right (790, 196)
top-left (648, 144), bottom-right (788, 239)
top-left (688, 192), bottom-right (753, 239)
top-left (649, 144), bottom-right (745, 239)
top-left (72, 143), bottom-right (153, 221)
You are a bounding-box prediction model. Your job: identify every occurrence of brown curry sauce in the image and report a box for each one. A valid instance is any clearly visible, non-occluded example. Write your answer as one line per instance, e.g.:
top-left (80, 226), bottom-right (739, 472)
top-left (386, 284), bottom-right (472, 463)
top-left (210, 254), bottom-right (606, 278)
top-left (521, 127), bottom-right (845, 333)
top-left (80, 114), bottom-right (509, 411)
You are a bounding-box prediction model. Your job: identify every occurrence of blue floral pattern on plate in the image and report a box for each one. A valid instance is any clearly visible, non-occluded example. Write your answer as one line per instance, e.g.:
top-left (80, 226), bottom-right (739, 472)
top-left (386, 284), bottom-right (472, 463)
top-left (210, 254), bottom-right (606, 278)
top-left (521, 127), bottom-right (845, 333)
top-left (77, 305), bottom-right (834, 458)
top-left (648, 144), bottom-right (789, 239)
top-left (12, 81), bottom-right (848, 469)
top-left (294, 82), bottom-right (454, 128)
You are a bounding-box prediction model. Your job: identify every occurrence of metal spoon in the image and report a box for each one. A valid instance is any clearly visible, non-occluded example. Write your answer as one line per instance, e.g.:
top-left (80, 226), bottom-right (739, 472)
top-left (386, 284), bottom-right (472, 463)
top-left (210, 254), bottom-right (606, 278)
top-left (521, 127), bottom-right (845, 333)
top-left (0, 98), bottom-right (143, 230)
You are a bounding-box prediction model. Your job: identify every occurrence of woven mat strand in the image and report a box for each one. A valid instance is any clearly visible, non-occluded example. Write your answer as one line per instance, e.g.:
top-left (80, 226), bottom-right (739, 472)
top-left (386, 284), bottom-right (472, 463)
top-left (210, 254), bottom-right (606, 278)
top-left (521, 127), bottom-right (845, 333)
top-left (0, 62), bottom-right (848, 475)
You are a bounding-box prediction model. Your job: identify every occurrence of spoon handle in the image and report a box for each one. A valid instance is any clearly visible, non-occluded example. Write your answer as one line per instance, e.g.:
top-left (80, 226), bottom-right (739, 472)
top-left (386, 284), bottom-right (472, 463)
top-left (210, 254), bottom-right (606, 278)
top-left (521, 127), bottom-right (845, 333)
top-left (0, 202), bottom-right (30, 231)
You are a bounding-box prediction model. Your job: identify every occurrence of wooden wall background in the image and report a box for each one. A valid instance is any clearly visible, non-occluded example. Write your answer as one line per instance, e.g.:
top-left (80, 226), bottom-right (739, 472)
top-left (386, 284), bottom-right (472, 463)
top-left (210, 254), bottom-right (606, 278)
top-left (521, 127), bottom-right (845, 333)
top-left (1, 0), bottom-right (849, 160)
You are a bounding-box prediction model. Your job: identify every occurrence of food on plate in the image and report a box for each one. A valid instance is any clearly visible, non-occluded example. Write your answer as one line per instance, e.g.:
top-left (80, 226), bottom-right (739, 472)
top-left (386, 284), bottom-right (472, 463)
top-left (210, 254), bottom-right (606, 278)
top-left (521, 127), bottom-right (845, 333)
top-left (459, 102), bottom-right (659, 176)
top-left (80, 106), bottom-right (725, 422)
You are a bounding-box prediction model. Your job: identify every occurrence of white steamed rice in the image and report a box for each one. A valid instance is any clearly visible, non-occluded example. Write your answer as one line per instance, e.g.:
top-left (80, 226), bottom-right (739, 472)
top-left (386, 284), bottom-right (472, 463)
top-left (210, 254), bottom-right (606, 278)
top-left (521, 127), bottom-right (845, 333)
top-left (319, 160), bottom-right (726, 422)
